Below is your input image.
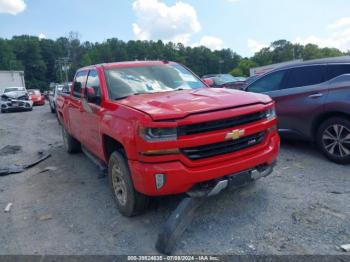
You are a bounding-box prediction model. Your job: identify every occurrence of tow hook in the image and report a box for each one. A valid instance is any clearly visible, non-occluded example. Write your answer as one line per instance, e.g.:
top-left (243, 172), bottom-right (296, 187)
top-left (155, 163), bottom-right (275, 255)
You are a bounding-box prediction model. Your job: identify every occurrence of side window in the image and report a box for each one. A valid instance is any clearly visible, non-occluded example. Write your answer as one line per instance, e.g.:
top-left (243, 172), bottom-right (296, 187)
top-left (247, 70), bottom-right (286, 93)
top-left (285, 65), bottom-right (324, 89)
top-left (86, 69), bottom-right (101, 97)
top-left (73, 71), bottom-right (87, 98)
top-left (327, 64), bottom-right (350, 81)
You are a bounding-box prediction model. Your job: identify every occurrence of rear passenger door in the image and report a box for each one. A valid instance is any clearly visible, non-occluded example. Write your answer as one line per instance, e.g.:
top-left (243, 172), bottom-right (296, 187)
top-left (273, 65), bottom-right (327, 137)
top-left (326, 64), bottom-right (350, 80)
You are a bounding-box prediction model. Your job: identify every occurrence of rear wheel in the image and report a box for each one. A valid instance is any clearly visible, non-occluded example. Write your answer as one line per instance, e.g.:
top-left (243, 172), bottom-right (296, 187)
top-left (108, 151), bottom-right (149, 216)
top-left (61, 125), bottom-right (81, 153)
top-left (317, 117), bottom-right (350, 164)
top-left (50, 104), bottom-right (55, 113)
top-left (1, 109), bottom-right (6, 113)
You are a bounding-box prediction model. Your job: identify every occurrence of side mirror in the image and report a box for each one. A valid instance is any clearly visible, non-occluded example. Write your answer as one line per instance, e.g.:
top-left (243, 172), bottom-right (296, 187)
top-left (86, 86), bottom-right (100, 104)
top-left (202, 78), bottom-right (214, 87)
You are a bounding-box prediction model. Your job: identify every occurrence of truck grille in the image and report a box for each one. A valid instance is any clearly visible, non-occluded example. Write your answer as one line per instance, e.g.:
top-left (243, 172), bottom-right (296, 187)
top-left (181, 132), bottom-right (265, 160)
top-left (178, 111), bottom-right (265, 136)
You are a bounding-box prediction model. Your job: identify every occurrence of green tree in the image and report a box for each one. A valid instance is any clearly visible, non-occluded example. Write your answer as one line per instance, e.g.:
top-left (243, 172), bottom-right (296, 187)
top-left (0, 38), bottom-right (23, 70)
top-left (230, 58), bottom-right (257, 77)
top-left (11, 35), bottom-right (47, 89)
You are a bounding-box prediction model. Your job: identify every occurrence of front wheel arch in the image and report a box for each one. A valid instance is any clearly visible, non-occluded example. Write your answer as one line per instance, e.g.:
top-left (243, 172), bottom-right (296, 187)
top-left (312, 111), bottom-right (350, 140)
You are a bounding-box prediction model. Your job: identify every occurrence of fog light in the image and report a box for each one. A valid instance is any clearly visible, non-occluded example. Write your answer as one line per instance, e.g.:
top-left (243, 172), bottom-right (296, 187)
top-left (155, 173), bottom-right (165, 190)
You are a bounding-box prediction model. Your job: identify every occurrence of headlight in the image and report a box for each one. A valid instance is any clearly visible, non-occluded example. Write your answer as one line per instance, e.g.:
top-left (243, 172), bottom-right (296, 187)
top-left (1, 95), bottom-right (8, 101)
top-left (140, 127), bottom-right (177, 142)
top-left (265, 107), bottom-right (276, 120)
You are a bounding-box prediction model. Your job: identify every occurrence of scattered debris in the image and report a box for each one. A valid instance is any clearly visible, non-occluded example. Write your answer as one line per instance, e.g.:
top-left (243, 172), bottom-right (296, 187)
top-left (319, 206), bottom-right (346, 220)
top-left (340, 244), bottom-right (350, 252)
top-left (248, 244), bottom-right (256, 251)
top-left (329, 191), bottom-right (343, 195)
top-left (4, 203), bottom-right (13, 213)
top-left (328, 191), bottom-right (350, 195)
top-left (0, 145), bottom-right (21, 156)
top-left (39, 214), bottom-right (53, 221)
top-left (0, 151), bottom-right (51, 177)
top-left (38, 166), bottom-right (58, 173)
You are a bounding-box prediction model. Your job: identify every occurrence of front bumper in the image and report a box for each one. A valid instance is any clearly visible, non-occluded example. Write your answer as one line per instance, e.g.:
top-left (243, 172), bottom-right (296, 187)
top-left (129, 133), bottom-right (279, 196)
top-left (1, 100), bottom-right (33, 112)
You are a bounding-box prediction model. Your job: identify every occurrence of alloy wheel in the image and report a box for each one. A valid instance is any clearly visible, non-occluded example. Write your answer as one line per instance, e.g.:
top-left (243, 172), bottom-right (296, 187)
top-left (322, 124), bottom-right (350, 158)
top-left (111, 164), bottom-right (127, 206)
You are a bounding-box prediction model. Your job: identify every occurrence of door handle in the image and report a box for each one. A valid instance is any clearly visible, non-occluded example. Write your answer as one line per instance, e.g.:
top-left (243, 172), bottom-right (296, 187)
top-left (308, 93), bottom-right (323, 99)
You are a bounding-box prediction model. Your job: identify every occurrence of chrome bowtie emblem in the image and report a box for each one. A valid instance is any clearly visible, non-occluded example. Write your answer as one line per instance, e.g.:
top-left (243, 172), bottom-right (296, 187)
top-left (225, 129), bottom-right (245, 140)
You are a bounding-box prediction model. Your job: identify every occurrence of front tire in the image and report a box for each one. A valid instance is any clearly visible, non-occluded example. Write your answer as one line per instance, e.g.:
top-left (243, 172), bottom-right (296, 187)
top-left (61, 125), bottom-right (81, 153)
top-left (108, 151), bottom-right (149, 216)
top-left (317, 117), bottom-right (350, 164)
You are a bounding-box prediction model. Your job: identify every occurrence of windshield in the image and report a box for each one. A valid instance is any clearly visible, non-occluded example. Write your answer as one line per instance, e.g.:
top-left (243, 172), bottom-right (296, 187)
top-left (4, 87), bottom-right (25, 93)
top-left (213, 74), bottom-right (237, 85)
top-left (105, 64), bottom-right (205, 100)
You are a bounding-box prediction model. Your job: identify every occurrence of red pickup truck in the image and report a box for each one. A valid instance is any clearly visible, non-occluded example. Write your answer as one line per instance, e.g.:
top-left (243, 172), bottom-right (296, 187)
top-left (56, 61), bottom-right (279, 216)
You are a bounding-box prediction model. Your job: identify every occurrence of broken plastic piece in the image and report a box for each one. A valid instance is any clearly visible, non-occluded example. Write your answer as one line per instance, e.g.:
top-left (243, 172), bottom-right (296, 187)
top-left (0, 165), bottom-right (24, 176)
top-left (4, 203), bottom-right (13, 213)
top-left (39, 214), bottom-right (53, 221)
top-left (155, 197), bottom-right (205, 255)
top-left (0, 151), bottom-right (51, 177)
top-left (340, 244), bottom-right (350, 252)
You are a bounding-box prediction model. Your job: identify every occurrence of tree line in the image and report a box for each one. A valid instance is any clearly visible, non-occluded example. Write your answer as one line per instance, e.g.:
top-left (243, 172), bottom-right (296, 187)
top-left (0, 34), bottom-right (348, 90)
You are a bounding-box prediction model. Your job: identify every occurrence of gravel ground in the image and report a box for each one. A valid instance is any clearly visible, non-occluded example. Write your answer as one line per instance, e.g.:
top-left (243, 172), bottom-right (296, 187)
top-left (0, 104), bottom-right (349, 255)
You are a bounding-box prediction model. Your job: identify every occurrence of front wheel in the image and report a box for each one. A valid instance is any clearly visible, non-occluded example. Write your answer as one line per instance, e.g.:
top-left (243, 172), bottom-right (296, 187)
top-left (108, 151), bottom-right (149, 216)
top-left (317, 117), bottom-right (350, 164)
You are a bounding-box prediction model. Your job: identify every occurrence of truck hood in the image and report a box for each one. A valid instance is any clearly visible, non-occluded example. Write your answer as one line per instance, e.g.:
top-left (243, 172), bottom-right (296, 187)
top-left (118, 88), bottom-right (272, 120)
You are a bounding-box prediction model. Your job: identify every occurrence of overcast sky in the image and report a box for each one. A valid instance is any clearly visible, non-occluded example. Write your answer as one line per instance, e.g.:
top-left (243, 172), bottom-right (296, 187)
top-left (0, 0), bottom-right (350, 56)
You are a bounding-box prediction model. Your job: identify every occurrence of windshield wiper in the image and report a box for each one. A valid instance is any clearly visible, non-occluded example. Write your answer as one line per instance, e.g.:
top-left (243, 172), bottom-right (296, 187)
top-left (114, 92), bottom-right (148, 100)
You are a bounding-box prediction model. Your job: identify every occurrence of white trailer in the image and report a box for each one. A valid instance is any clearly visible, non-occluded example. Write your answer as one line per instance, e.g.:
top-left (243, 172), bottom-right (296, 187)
top-left (0, 71), bottom-right (26, 94)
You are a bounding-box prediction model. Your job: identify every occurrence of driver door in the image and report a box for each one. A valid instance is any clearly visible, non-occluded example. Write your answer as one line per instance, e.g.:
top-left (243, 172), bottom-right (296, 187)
top-left (81, 69), bottom-right (104, 159)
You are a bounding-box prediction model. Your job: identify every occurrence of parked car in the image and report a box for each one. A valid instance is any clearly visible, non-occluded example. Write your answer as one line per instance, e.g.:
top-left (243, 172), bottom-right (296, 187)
top-left (28, 89), bottom-right (45, 106)
top-left (0, 86), bottom-right (33, 113)
top-left (56, 61), bottom-right (280, 216)
top-left (49, 83), bottom-right (72, 113)
top-left (49, 84), bottom-right (62, 113)
top-left (244, 58), bottom-right (350, 164)
top-left (202, 74), bottom-right (247, 89)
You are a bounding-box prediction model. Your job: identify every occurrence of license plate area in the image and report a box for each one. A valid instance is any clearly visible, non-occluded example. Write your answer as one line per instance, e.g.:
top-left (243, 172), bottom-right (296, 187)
top-left (227, 170), bottom-right (253, 186)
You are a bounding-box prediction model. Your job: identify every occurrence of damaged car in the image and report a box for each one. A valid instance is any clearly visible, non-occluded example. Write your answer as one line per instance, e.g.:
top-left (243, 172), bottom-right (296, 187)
top-left (0, 87), bottom-right (33, 113)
